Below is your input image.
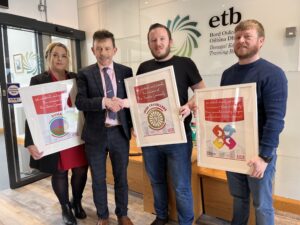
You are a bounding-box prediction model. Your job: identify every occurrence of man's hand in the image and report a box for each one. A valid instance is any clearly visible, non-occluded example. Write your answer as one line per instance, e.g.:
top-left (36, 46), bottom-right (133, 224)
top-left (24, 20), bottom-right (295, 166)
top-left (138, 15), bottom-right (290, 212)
top-left (189, 80), bottom-right (206, 116)
top-left (112, 97), bottom-right (130, 108)
top-left (179, 104), bottom-right (191, 120)
top-left (131, 128), bottom-right (136, 137)
top-left (247, 156), bottom-right (268, 178)
top-left (188, 100), bottom-right (198, 117)
top-left (121, 98), bottom-right (130, 108)
top-left (104, 97), bottom-right (122, 112)
top-left (27, 145), bottom-right (43, 160)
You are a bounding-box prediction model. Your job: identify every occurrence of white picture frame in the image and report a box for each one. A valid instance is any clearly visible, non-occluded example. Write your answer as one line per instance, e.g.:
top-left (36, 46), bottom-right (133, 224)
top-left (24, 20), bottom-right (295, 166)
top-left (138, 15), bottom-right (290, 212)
top-left (19, 79), bottom-right (84, 157)
top-left (13, 54), bottom-right (23, 73)
top-left (195, 83), bottom-right (258, 174)
top-left (125, 66), bottom-right (187, 147)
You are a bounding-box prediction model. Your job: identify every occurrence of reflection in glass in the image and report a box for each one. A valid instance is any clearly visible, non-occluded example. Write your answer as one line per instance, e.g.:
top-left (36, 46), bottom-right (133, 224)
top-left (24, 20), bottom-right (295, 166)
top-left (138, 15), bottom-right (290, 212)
top-left (6, 27), bottom-right (41, 179)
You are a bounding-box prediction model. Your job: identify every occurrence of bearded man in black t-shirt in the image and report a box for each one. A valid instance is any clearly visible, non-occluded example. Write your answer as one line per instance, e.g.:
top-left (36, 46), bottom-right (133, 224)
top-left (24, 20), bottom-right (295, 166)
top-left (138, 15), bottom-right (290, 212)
top-left (136, 23), bottom-right (205, 225)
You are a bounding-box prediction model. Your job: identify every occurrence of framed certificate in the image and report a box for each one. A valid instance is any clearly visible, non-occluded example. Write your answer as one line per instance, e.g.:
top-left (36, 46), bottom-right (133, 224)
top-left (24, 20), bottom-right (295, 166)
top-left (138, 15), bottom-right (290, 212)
top-left (19, 79), bottom-right (84, 157)
top-left (125, 66), bottom-right (186, 147)
top-left (195, 83), bottom-right (258, 174)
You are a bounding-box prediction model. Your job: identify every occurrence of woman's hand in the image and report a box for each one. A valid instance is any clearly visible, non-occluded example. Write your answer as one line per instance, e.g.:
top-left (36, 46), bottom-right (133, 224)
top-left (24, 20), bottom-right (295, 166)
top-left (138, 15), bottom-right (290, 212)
top-left (27, 145), bottom-right (43, 160)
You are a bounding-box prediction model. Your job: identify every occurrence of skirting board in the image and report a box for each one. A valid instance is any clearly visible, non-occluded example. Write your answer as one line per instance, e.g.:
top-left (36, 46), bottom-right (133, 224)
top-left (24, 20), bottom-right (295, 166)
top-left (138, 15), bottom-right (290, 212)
top-left (274, 195), bottom-right (300, 215)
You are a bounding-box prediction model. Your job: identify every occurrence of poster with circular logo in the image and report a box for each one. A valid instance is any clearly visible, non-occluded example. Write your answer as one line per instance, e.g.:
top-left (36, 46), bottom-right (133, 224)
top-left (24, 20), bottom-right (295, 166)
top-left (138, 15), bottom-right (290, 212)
top-left (125, 66), bottom-right (187, 147)
top-left (135, 80), bottom-right (175, 137)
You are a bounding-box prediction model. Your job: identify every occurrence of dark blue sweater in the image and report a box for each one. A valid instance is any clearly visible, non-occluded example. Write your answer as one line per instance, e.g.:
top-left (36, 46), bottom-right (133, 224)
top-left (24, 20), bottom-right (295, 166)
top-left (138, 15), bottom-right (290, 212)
top-left (221, 58), bottom-right (288, 157)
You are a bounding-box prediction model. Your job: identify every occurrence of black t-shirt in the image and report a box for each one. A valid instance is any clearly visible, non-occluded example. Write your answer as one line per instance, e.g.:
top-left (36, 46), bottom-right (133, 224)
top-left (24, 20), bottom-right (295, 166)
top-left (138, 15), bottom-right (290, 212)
top-left (136, 55), bottom-right (202, 131)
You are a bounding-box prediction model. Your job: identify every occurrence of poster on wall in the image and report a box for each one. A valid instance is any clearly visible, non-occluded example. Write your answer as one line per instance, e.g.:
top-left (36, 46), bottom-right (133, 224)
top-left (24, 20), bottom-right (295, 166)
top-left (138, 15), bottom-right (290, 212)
top-left (195, 83), bottom-right (258, 174)
top-left (19, 79), bottom-right (84, 157)
top-left (125, 66), bottom-right (186, 147)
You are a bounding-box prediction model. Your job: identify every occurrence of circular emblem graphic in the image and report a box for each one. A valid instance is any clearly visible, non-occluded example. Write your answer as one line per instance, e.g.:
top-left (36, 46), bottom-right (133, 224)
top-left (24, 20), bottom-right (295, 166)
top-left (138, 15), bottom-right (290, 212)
top-left (147, 108), bottom-right (166, 130)
top-left (7, 84), bottom-right (19, 96)
top-left (49, 117), bottom-right (68, 137)
top-left (167, 15), bottom-right (201, 57)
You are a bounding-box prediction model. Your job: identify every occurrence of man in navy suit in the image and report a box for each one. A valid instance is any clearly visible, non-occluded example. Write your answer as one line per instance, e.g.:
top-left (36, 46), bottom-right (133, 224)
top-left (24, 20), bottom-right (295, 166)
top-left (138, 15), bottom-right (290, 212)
top-left (76, 30), bottom-right (133, 225)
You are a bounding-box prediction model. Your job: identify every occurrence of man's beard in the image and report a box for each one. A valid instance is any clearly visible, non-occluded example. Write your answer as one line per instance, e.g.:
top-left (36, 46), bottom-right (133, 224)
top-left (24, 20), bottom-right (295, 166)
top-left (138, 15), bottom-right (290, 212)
top-left (151, 46), bottom-right (171, 60)
top-left (234, 45), bottom-right (259, 60)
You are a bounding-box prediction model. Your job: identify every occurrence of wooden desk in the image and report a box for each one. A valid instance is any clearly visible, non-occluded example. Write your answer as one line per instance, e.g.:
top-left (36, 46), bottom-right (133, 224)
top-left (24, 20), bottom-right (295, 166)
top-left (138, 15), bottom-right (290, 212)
top-left (106, 139), bottom-right (143, 194)
top-left (197, 167), bottom-right (255, 225)
top-left (106, 137), bottom-right (300, 224)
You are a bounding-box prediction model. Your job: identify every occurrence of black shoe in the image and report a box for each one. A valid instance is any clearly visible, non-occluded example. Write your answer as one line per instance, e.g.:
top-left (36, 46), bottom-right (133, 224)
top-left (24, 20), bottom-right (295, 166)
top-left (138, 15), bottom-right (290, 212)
top-left (71, 199), bottom-right (87, 219)
top-left (61, 203), bottom-right (77, 225)
top-left (151, 217), bottom-right (168, 225)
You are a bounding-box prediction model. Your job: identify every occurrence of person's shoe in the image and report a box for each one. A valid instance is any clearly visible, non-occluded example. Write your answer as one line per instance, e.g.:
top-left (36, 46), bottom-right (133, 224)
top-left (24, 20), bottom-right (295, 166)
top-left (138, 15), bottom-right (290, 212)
top-left (61, 203), bottom-right (77, 225)
top-left (71, 199), bottom-right (87, 219)
top-left (97, 218), bottom-right (109, 225)
top-left (117, 216), bottom-right (134, 225)
top-left (150, 217), bottom-right (168, 225)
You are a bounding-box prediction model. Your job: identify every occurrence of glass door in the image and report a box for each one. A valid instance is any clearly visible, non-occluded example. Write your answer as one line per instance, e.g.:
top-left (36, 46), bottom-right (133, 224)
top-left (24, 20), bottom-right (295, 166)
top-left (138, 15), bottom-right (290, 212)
top-left (7, 27), bottom-right (42, 179)
top-left (0, 26), bottom-right (82, 188)
top-left (0, 26), bottom-right (47, 187)
top-left (0, 12), bottom-right (84, 189)
top-left (0, 84), bottom-right (10, 190)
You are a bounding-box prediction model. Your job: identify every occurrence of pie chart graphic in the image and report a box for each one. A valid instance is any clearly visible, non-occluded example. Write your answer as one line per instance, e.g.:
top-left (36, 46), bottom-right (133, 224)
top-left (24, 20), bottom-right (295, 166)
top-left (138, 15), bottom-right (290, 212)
top-left (49, 117), bottom-right (68, 137)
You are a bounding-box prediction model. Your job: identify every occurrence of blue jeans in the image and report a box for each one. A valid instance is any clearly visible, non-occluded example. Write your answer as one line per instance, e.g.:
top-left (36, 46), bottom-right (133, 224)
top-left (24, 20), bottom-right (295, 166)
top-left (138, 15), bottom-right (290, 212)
top-left (226, 154), bottom-right (277, 225)
top-left (142, 134), bottom-right (194, 225)
top-left (85, 126), bottom-right (129, 219)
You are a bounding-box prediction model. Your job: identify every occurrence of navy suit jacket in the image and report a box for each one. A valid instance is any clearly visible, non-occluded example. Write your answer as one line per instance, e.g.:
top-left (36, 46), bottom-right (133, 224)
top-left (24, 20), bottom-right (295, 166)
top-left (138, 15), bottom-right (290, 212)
top-left (75, 62), bottom-right (133, 144)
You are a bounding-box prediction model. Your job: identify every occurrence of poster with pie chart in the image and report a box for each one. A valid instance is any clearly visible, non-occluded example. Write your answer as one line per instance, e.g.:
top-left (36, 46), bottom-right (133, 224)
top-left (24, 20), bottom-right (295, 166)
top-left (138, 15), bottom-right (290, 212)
top-left (19, 79), bottom-right (84, 157)
top-left (125, 66), bottom-right (186, 147)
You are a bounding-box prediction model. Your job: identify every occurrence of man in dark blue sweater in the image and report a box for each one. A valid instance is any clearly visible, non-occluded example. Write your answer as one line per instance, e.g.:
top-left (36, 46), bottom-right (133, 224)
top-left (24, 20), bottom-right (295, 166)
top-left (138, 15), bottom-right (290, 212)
top-left (221, 20), bottom-right (288, 225)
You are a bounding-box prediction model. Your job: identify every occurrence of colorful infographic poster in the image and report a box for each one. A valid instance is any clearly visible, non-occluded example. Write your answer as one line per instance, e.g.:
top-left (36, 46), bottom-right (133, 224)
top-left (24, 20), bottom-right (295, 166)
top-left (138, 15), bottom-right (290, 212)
top-left (204, 97), bottom-right (246, 161)
top-left (19, 79), bottom-right (84, 157)
top-left (195, 83), bottom-right (258, 174)
top-left (32, 90), bottom-right (79, 145)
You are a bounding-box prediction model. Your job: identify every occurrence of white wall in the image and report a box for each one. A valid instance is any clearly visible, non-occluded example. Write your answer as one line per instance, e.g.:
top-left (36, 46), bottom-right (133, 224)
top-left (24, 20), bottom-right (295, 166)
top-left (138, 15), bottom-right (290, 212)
top-left (78, 0), bottom-right (300, 201)
top-left (0, 0), bottom-right (79, 29)
top-left (275, 71), bottom-right (300, 200)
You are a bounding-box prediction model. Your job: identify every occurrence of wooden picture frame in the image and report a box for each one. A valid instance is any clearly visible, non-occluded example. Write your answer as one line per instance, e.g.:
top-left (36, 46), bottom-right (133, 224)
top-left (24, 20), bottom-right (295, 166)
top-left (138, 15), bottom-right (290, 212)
top-left (125, 66), bottom-right (187, 147)
top-left (195, 83), bottom-right (258, 174)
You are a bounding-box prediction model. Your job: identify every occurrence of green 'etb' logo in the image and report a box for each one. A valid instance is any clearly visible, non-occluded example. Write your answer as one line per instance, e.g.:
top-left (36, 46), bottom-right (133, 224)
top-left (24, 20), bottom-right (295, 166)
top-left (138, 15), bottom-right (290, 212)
top-left (167, 15), bottom-right (201, 57)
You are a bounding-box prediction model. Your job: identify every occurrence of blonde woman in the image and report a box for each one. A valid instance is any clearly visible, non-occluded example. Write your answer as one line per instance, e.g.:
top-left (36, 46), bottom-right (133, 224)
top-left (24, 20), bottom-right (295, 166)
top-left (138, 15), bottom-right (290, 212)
top-left (24, 42), bottom-right (88, 225)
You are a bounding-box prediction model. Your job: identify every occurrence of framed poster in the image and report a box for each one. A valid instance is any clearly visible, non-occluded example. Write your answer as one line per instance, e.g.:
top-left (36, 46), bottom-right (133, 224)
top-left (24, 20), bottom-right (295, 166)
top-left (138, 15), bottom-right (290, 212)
top-left (13, 54), bottom-right (23, 73)
top-left (19, 79), bottom-right (84, 157)
top-left (125, 66), bottom-right (186, 147)
top-left (195, 83), bottom-right (258, 174)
